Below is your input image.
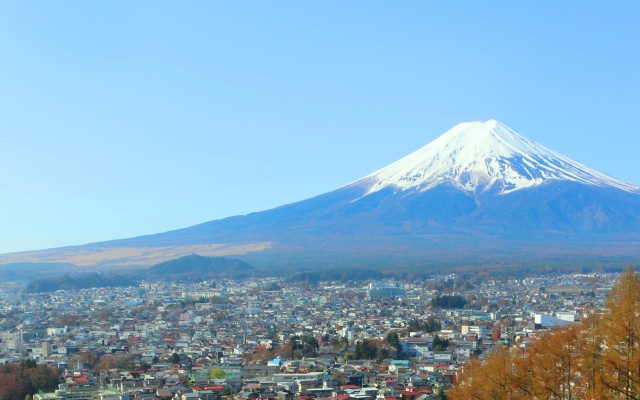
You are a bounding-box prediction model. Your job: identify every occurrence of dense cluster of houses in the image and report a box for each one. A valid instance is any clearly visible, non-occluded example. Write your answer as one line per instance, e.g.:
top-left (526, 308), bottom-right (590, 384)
top-left (0, 271), bottom-right (616, 399)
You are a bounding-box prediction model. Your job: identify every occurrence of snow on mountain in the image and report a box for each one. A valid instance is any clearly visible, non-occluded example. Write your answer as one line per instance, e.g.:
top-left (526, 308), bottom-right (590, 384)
top-left (358, 119), bottom-right (639, 196)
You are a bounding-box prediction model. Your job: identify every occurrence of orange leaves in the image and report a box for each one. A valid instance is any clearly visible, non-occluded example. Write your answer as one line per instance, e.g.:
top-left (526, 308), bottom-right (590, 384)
top-left (601, 265), bottom-right (640, 399)
top-left (450, 265), bottom-right (640, 400)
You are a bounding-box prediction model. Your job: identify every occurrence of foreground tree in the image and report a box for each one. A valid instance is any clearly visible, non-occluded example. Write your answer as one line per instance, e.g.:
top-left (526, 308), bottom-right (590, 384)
top-left (601, 265), bottom-right (640, 399)
top-left (0, 363), bottom-right (58, 400)
top-left (449, 266), bottom-right (640, 400)
top-left (573, 314), bottom-right (605, 398)
top-left (448, 345), bottom-right (526, 399)
top-left (527, 324), bottom-right (582, 398)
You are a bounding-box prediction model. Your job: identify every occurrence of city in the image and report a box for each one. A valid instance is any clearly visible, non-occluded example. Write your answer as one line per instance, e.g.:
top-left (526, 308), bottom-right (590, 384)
top-left (0, 271), bottom-right (618, 399)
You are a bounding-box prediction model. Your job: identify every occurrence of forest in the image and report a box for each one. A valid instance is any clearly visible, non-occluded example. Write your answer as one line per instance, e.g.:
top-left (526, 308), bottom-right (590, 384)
top-left (448, 266), bottom-right (640, 399)
top-left (25, 272), bottom-right (137, 293)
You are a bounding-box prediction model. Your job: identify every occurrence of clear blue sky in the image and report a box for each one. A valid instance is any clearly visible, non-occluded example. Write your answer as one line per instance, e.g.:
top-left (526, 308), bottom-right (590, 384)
top-left (1, 2), bottom-right (639, 253)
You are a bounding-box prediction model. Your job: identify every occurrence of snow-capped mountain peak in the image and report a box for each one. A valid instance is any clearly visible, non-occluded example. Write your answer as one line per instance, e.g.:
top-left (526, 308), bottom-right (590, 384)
top-left (358, 120), bottom-right (639, 195)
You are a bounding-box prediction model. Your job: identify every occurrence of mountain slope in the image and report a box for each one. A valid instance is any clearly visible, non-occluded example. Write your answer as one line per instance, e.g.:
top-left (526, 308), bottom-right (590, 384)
top-left (3, 120), bottom-right (640, 268)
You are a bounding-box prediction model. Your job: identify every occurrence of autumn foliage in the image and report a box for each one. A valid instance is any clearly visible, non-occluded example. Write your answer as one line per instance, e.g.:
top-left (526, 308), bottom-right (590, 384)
top-left (448, 266), bottom-right (640, 399)
top-left (0, 360), bottom-right (58, 400)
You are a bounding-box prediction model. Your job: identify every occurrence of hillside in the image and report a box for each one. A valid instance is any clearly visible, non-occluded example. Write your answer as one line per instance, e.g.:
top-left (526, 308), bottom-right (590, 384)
top-left (143, 254), bottom-right (255, 281)
top-left (25, 272), bottom-right (137, 293)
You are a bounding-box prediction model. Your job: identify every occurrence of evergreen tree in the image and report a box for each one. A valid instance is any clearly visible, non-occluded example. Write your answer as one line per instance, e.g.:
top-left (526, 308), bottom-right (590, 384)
top-left (386, 331), bottom-right (401, 352)
top-left (299, 334), bottom-right (319, 357)
top-left (354, 339), bottom-right (378, 360)
top-left (168, 353), bottom-right (181, 364)
top-left (432, 334), bottom-right (449, 351)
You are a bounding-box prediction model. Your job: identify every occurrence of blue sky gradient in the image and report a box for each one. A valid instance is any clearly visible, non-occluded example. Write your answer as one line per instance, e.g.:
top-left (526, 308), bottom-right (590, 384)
top-left (1, 2), bottom-right (639, 253)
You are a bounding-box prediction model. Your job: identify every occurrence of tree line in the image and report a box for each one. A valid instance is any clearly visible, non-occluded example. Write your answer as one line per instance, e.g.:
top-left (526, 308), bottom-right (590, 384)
top-left (448, 265), bottom-right (640, 399)
top-left (431, 294), bottom-right (467, 309)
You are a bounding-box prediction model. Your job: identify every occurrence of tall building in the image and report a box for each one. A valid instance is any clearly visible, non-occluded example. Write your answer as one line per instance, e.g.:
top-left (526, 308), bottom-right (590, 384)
top-left (492, 326), bottom-right (502, 342)
top-left (42, 340), bottom-right (52, 358)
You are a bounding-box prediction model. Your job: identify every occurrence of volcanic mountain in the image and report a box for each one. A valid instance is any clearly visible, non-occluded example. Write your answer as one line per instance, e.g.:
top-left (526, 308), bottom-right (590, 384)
top-left (4, 120), bottom-right (640, 268)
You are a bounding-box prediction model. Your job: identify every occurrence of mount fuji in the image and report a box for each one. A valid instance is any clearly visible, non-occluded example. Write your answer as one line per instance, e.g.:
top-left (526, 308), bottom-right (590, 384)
top-left (4, 120), bottom-right (640, 268)
top-left (359, 119), bottom-right (638, 196)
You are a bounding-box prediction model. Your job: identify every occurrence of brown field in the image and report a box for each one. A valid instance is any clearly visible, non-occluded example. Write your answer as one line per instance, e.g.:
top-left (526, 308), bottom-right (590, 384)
top-left (0, 242), bottom-right (271, 269)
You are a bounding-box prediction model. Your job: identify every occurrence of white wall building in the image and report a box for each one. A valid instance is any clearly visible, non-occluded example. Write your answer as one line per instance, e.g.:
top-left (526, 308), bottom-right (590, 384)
top-left (534, 314), bottom-right (573, 329)
top-left (461, 325), bottom-right (489, 337)
top-left (400, 337), bottom-right (432, 357)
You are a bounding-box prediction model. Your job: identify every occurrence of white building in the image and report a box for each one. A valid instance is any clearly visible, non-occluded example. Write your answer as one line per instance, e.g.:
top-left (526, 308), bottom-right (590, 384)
top-left (461, 325), bottom-right (489, 337)
top-left (46, 327), bottom-right (67, 336)
top-left (400, 337), bottom-right (432, 357)
top-left (534, 314), bottom-right (574, 329)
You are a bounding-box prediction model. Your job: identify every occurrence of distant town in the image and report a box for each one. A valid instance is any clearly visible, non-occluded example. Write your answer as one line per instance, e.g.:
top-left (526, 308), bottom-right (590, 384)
top-left (0, 270), bottom-right (619, 399)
